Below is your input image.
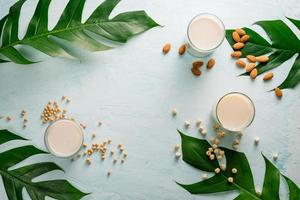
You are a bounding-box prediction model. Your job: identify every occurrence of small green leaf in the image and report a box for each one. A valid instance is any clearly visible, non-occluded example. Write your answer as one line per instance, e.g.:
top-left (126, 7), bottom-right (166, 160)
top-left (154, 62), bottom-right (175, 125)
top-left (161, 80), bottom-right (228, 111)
top-left (176, 131), bottom-right (300, 200)
top-left (288, 17), bottom-right (300, 31)
top-left (0, 129), bottom-right (26, 145)
top-left (278, 54), bottom-right (300, 89)
top-left (0, 0), bottom-right (159, 64)
top-left (255, 20), bottom-right (300, 52)
top-left (261, 155), bottom-right (280, 200)
top-left (0, 129), bottom-right (88, 200)
top-left (178, 130), bottom-right (218, 172)
top-left (282, 175), bottom-right (300, 200)
top-left (0, 46), bottom-right (35, 64)
top-left (25, 0), bottom-right (51, 37)
top-left (177, 175), bottom-right (236, 194)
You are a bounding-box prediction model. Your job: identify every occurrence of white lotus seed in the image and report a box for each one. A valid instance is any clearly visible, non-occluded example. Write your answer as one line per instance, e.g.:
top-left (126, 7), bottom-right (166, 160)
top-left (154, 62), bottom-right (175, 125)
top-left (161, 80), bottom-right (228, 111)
top-left (254, 137), bottom-right (260, 145)
top-left (273, 153), bottom-right (278, 161)
top-left (175, 152), bottom-right (181, 159)
top-left (184, 121), bottom-right (190, 128)
top-left (214, 168), bottom-right (221, 174)
top-left (172, 108), bottom-right (177, 116)
top-left (232, 168), bottom-right (237, 174)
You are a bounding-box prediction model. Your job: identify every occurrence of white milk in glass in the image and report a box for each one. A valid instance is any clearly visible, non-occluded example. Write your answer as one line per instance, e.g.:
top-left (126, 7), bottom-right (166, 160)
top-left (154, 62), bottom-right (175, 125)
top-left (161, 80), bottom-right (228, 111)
top-left (187, 13), bottom-right (225, 57)
top-left (214, 93), bottom-right (255, 132)
top-left (45, 119), bottom-right (83, 158)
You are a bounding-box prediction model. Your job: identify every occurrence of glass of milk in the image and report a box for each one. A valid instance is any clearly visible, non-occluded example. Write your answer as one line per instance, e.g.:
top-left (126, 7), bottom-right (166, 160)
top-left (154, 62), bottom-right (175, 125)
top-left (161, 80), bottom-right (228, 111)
top-left (187, 13), bottom-right (225, 57)
top-left (44, 119), bottom-right (84, 158)
top-left (213, 92), bottom-right (255, 132)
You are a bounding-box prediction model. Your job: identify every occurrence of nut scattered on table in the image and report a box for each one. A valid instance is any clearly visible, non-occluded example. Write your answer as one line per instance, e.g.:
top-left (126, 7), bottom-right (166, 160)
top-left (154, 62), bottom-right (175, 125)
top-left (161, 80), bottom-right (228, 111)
top-left (235, 28), bottom-right (246, 36)
top-left (233, 42), bottom-right (245, 50)
top-left (256, 55), bottom-right (269, 62)
top-left (263, 72), bottom-right (274, 81)
top-left (231, 51), bottom-right (242, 58)
top-left (246, 63), bottom-right (256, 72)
top-left (247, 55), bottom-right (256, 63)
top-left (162, 43), bottom-right (171, 54)
top-left (236, 59), bottom-right (246, 68)
top-left (207, 58), bottom-right (215, 69)
top-left (250, 68), bottom-right (258, 79)
top-left (275, 87), bottom-right (283, 98)
top-left (178, 44), bottom-right (186, 55)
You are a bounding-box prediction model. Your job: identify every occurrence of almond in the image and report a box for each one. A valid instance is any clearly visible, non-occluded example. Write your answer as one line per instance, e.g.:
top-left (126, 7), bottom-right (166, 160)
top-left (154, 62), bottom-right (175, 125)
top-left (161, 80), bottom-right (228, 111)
top-left (240, 35), bottom-right (250, 43)
top-left (207, 58), bottom-right (216, 69)
top-left (191, 67), bottom-right (201, 76)
top-left (235, 28), bottom-right (246, 36)
top-left (162, 43), bottom-right (171, 54)
top-left (193, 61), bottom-right (204, 68)
top-left (275, 87), bottom-right (282, 98)
top-left (247, 55), bottom-right (256, 63)
top-left (233, 42), bottom-right (245, 50)
top-left (263, 72), bottom-right (274, 81)
top-left (256, 55), bottom-right (269, 62)
top-left (178, 44), bottom-right (186, 55)
top-left (250, 68), bottom-right (258, 79)
top-left (246, 63), bottom-right (256, 72)
top-left (232, 31), bottom-right (241, 42)
top-left (231, 51), bottom-right (242, 58)
top-left (236, 59), bottom-right (246, 68)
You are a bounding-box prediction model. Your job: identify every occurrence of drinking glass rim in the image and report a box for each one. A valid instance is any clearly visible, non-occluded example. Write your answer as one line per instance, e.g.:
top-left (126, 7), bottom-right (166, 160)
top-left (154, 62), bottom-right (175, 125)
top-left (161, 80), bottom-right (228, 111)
top-left (44, 119), bottom-right (84, 158)
top-left (187, 13), bottom-right (225, 53)
top-left (215, 92), bottom-right (255, 132)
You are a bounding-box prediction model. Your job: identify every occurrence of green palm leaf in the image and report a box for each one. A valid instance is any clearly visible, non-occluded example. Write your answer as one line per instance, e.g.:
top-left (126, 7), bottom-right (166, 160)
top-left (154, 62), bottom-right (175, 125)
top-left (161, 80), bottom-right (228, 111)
top-left (0, 0), bottom-right (159, 64)
top-left (0, 129), bottom-right (88, 200)
top-left (225, 18), bottom-right (300, 90)
top-left (177, 130), bottom-right (300, 200)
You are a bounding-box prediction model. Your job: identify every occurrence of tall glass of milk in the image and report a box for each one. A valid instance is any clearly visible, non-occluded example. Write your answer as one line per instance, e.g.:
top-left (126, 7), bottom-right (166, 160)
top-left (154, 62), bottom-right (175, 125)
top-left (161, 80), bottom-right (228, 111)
top-left (187, 13), bottom-right (225, 57)
top-left (213, 92), bottom-right (255, 132)
top-left (44, 119), bottom-right (84, 158)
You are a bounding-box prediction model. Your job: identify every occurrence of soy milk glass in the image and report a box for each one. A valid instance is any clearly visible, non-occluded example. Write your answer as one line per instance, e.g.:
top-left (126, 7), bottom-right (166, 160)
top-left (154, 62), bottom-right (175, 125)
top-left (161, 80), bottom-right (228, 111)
top-left (187, 13), bottom-right (225, 57)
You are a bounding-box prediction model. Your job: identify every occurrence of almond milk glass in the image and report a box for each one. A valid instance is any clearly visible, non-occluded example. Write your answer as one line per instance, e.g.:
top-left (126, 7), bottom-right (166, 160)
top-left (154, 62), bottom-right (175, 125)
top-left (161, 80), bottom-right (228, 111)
top-left (44, 119), bottom-right (83, 158)
top-left (187, 13), bottom-right (225, 57)
top-left (213, 92), bottom-right (255, 132)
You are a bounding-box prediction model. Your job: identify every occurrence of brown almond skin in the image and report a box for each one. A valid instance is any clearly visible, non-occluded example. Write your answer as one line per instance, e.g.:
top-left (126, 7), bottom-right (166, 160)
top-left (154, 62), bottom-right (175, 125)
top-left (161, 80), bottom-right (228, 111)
top-left (236, 59), bottom-right (246, 68)
top-left (193, 61), bottom-right (204, 68)
top-left (231, 51), bottom-right (242, 58)
top-left (263, 72), bottom-right (274, 81)
top-left (250, 68), bottom-right (258, 79)
top-left (246, 63), bottom-right (256, 72)
top-left (178, 44), bottom-right (186, 55)
top-left (247, 55), bottom-right (256, 63)
top-left (256, 55), bottom-right (269, 62)
top-left (275, 87), bottom-right (282, 98)
top-left (235, 28), bottom-right (246, 36)
top-left (232, 31), bottom-right (241, 42)
top-left (240, 35), bottom-right (250, 43)
top-left (191, 68), bottom-right (201, 76)
top-left (162, 43), bottom-right (171, 54)
top-left (207, 58), bottom-right (216, 69)
top-left (233, 42), bottom-right (245, 50)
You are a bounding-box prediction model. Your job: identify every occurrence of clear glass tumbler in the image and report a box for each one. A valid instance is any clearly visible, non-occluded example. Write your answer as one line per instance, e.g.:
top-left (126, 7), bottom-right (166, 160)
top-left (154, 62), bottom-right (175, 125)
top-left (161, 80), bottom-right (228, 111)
top-left (186, 13), bottom-right (225, 57)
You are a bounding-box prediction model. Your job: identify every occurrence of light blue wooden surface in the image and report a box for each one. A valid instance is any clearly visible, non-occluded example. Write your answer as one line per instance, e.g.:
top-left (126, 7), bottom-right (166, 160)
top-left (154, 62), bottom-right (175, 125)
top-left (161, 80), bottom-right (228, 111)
top-left (0, 0), bottom-right (300, 199)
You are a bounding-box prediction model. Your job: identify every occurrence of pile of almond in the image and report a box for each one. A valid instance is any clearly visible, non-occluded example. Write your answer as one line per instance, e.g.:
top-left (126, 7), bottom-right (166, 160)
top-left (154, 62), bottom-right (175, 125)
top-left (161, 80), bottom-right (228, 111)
top-left (162, 43), bottom-right (216, 77)
top-left (230, 28), bottom-right (282, 98)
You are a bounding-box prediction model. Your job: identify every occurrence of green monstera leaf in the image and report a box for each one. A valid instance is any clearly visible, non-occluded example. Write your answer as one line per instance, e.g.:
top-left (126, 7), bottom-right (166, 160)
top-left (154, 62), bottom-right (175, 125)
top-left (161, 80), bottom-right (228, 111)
top-left (0, 0), bottom-right (159, 64)
top-left (177, 130), bottom-right (300, 200)
top-left (0, 129), bottom-right (88, 200)
top-left (226, 18), bottom-right (300, 90)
